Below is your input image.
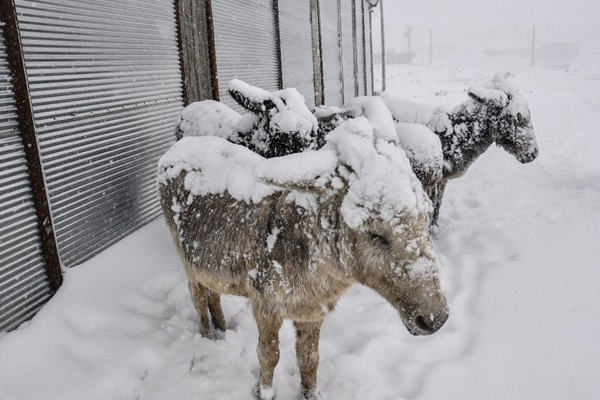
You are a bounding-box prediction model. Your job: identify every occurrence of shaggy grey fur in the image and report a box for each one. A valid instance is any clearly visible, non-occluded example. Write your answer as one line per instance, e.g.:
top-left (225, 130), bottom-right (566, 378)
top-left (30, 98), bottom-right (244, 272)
top-left (158, 136), bottom-right (449, 400)
top-left (386, 74), bottom-right (539, 225)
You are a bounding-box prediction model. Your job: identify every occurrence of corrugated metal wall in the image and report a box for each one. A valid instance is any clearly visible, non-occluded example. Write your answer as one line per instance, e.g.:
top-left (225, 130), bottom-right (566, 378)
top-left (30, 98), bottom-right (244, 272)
top-left (355, 0), bottom-right (366, 96)
top-left (319, 0), bottom-right (344, 106)
top-left (364, 4), bottom-right (372, 96)
top-left (0, 23), bottom-right (53, 332)
top-left (14, 0), bottom-right (184, 267)
top-left (340, 0), bottom-right (355, 102)
top-left (278, 0), bottom-right (315, 108)
top-left (1, 0), bottom-right (376, 331)
top-left (211, 0), bottom-right (280, 110)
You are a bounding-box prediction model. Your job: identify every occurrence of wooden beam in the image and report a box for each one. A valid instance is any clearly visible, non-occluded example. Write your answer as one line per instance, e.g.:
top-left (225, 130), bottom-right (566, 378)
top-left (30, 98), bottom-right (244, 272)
top-left (175, 0), bottom-right (217, 104)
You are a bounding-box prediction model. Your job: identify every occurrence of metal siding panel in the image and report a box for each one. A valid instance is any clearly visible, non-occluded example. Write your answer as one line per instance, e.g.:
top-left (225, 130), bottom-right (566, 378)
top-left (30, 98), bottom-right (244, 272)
top-left (319, 0), bottom-right (343, 106)
top-left (1, 24), bottom-right (52, 332)
top-left (355, 0), bottom-right (365, 96)
top-left (211, 0), bottom-right (280, 110)
top-left (15, 0), bottom-right (184, 267)
top-left (364, 6), bottom-right (372, 96)
top-left (340, 0), bottom-right (355, 103)
top-left (278, 0), bottom-right (315, 108)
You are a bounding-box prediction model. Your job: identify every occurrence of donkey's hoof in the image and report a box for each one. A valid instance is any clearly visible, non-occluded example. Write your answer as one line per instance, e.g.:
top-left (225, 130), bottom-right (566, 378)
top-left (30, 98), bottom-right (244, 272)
top-left (299, 389), bottom-right (322, 400)
top-left (253, 383), bottom-right (276, 400)
top-left (199, 325), bottom-right (215, 340)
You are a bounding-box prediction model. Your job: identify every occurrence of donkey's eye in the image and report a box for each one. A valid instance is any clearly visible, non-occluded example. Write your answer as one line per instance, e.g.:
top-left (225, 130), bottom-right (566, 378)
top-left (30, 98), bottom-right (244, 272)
top-left (368, 232), bottom-right (391, 249)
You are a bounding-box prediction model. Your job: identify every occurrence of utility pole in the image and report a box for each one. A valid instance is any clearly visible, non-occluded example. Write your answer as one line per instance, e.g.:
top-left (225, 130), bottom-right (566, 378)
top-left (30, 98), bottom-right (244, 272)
top-left (380, 0), bottom-right (386, 92)
top-left (531, 25), bottom-right (536, 67)
top-left (406, 26), bottom-right (412, 63)
top-left (429, 28), bottom-right (433, 64)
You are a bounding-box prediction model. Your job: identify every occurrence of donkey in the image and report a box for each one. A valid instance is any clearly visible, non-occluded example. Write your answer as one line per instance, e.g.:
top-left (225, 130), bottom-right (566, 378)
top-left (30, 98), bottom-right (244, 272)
top-left (176, 79), bottom-right (322, 158)
top-left (158, 117), bottom-right (449, 400)
top-left (383, 73), bottom-right (539, 224)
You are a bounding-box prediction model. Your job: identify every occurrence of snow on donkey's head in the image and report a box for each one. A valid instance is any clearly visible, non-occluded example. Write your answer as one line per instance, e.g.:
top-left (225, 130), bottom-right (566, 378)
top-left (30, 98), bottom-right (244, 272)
top-left (465, 73), bottom-right (539, 164)
top-left (317, 118), bottom-right (448, 335)
top-left (227, 79), bottom-right (321, 158)
top-left (157, 116), bottom-right (448, 399)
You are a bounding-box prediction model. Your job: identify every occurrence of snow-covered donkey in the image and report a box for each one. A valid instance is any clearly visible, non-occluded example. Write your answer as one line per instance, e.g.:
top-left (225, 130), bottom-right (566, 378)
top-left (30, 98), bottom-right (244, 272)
top-left (383, 74), bottom-right (539, 224)
top-left (176, 79), bottom-right (323, 158)
top-left (158, 117), bottom-right (449, 400)
top-left (345, 96), bottom-right (444, 226)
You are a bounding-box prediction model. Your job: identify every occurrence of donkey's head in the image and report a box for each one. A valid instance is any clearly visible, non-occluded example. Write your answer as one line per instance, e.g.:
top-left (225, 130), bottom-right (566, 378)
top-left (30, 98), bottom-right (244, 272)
top-left (255, 117), bottom-right (449, 335)
top-left (467, 74), bottom-right (539, 164)
top-left (311, 105), bottom-right (353, 141)
top-left (328, 119), bottom-right (448, 335)
top-left (228, 79), bottom-right (320, 158)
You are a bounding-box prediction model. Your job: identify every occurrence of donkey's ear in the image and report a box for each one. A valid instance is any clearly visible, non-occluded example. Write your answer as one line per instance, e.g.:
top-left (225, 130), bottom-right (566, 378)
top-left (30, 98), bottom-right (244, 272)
top-left (491, 73), bottom-right (517, 100)
top-left (253, 149), bottom-right (340, 193)
top-left (467, 86), bottom-right (508, 107)
top-left (228, 79), bottom-right (277, 115)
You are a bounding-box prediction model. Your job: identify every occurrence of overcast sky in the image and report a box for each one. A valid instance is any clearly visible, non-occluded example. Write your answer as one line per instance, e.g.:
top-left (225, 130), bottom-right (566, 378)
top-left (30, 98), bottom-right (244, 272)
top-left (374, 0), bottom-right (600, 54)
top-left (380, 0), bottom-right (600, 28)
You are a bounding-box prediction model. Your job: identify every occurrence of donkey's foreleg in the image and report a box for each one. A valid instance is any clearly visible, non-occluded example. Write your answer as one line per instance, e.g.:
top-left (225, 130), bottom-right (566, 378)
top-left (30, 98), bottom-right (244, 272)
top-left (188, 281), bottom-right (213, 338)
top-left (294, 320), bottom-right (324, 400)
top-left (252, 305), bottom-right (283, 400)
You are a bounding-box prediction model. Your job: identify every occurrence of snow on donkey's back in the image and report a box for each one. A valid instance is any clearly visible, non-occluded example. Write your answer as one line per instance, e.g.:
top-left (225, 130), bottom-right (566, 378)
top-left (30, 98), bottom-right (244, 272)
top-left (156, 116), bottom-right (449, 400)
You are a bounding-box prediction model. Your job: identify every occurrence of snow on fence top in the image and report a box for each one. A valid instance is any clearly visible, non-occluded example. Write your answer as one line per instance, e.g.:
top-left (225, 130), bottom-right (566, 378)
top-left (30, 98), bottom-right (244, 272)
top-left (158, 116), bottom-right (429, 229)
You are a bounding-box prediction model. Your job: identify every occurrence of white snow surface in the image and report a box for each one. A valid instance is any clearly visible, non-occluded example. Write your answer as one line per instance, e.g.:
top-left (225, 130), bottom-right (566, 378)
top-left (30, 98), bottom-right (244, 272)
top-left (159, 116), bottom-right (427, 229)
top-left (345, 96), bottom-right (399, 144)
top-left (382, 95), bottom-right (435, 125)
top-left (270, 87), bottom-right (318, 135)
top-left (229, 78), bottom-right (318, 137)
top-left (229, 78), bottom-right (273, 105)
top-left (394, 122), bottom-right (443, 178)
top-left (323, 117), bottom-right (429, 228)
top-left (157, 136), bottom-right (275, 204)
top-left (480, 74), bottom-right (531, 118)
top-left (2, 64), bottom-right (600, 400)
top-left (176, 100), bottom-right (241, 139)
top-left (467, 86), bottom-right (508, 106)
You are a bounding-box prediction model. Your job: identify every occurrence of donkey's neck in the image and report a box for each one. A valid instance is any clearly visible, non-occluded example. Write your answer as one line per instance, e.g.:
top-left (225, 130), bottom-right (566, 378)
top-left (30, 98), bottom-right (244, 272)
top-left (436, 101), bottom-right (498, 179)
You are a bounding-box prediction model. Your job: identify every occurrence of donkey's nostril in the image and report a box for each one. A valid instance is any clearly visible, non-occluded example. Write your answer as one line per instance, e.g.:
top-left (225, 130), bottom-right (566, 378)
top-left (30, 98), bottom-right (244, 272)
top-left (414, 315), bottom-right (436, 333)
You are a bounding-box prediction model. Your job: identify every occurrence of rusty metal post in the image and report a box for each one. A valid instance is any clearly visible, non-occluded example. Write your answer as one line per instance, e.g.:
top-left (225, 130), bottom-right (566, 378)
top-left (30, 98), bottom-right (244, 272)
top-left (380, 0), bottom-right (386, 91)
top-left (311, 0), bottom-right (324, 106)
top-left (273, 0), bottom-right (284, 90)
top-left (0, 0), bottom-right (63, 292)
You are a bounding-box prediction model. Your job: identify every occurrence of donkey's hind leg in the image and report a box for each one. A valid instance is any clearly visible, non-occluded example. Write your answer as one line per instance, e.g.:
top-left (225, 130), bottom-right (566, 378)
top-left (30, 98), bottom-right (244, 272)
top-left (207, 290), bottom-right (226, 332)
top-left (430, 180), bottom-right (447, 227)
top-left (188, 281), bottom-right (214, 338)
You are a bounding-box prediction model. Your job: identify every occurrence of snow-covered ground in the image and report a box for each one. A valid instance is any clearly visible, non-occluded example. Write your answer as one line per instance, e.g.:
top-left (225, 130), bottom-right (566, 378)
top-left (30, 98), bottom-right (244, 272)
top-left (1, 62), bottom-right (599, 400)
